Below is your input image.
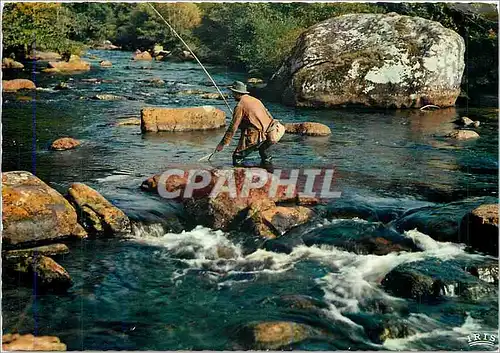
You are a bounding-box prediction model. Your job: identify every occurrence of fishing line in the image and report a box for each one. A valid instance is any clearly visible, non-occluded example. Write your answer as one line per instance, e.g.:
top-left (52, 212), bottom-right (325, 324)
top-left (148, 3), bottom-right (233, 114)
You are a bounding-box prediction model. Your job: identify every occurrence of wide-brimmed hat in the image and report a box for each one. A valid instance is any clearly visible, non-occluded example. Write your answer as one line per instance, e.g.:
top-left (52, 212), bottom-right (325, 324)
top-left (229, 81), bottom-right (249, 94)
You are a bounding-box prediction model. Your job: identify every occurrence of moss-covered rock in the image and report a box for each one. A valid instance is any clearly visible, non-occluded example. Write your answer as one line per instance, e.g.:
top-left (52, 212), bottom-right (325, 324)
top-left (269, 13), bottom-right (465, 108)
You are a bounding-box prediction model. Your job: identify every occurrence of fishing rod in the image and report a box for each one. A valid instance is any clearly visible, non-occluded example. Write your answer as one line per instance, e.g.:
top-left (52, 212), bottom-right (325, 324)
top-left (148, 3), bottom-right (233, 115)
top-left (148, 4), bottom-right (232, 162)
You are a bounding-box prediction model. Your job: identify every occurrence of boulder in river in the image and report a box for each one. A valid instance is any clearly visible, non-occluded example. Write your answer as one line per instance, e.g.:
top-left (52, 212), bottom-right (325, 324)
top-left (3, 255), bottom-right (72, 291)
top-left (50, 137), bottom-right (80, 151)
top-left (140, 106), bottom-right (226, 133)
top-left (2, 171), bottom-right (87, 248)
top-left (28, 50), bottom-right (61, 61)
top-left (460, 204), bottom-right (498, 256)
top-left (133, 51), bottom-right (153, 61)
top-left (248, 205), bottom-right (316, 238)
top-left (2, 79), bottom-right (36, 92)
top-left (284, 122), bottom-right (331, 136)
top-left (446, 129), bottom-right (480, 140)
top-left (93, 94), bottom-right (124, 101)
top-left (267, 13), bottom-right (465, 108)
top-left (2, 333), bottom-right (66, 351)
top-left (2, 58), bottom-right (24, 69)
top-left (46, 55), bottom-right (91, 72)
top-left (67, 183), bottom-right (131, 236)
top-left (100, 60), bottom-right (112, 67)
top-left (455, 116), bottom-right (480, 127)
top-left (382, 258), bottom-right (497, 302)
top-left (237, 321), bottom-right (314, 349)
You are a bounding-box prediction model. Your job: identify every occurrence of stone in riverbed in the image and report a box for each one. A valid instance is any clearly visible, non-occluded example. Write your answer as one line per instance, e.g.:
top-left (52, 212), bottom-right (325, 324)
top-left (66, 183), bottom-right (131, 236)
top-left (140, 106), bottom-right (226, 133)
top-left (28, 50), bottom-right (62, 61)
top-left (237, 321), bottom-right (314, 349)
top-left (459, 204), bottom-right (498, 256)
top-left (93, 94), bottom-right (124, 101)
top-left (2, 333), bottom-right (66, 351)
top-left (100, 60), bottom-right (112, 67)
top-left (46, 55), bottom-right (91, 72)
top-left (133, 51), bottom-right (153, 61)
top-left (3, 244), bottom-right (70, 259)
top-left (382, 259), bottom-right (497, 301)
top-left (247, 205), bottom-right (316, 238)
top-left (284, 122), bottom-right (331, 136)
top-left (3, 255), bottom-right (72, 291)
top-left (50, 137), bottom-right (80, 151)
top-left (2, 171), bottom-right (87, 248)
top-left (2, 58), bottom-right (24, 69)
top-left (116, 117), bottom-right (141, 126)
top-left (267, 13), bottom-right (465, 108)
top-left (455, 116), bottom-right (480, 127)
top-left (2, 79), bottom-right (36, 92)
top-left (446, 129), bottom-right (480, 140)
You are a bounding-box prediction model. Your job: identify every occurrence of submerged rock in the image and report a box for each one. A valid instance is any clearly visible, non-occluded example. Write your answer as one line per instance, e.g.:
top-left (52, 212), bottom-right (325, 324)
top-left (66, 183), bottom-right (131, 236)
top-left (348, 313), bottom-right (415, 344)
top-left (3, 255), bottom-right (72, 291)
top-left (50, 137), bottom-right (80, 151)
top-left (268, 13), bottom-right (465, 108)
top-left (2, 79), bottom-right (36, 92)
top-left (446, 129), bottom-right (480, 140)
top-left (455, 116), bottom-right (480, 127)
top-left (2, 171), bottom-right (87, 248)
top-left (237, 321), bottom-right (314, 349)
top-left (2, 58), bottom-right (24, 69)
top-left (2, 333), bottom-right (66, 351)
top-left (3, 244), bottom-right (70, 259)
top-left (284, 122), bottom-right (331, 136)
top-left (116, 117), bottom-right (141, 126)
top-left (303, 219), bottom-right (418, 255)
top-left (100, 60), bottom-right (112, 67)
top-left (382, 259), bottom-right (497, 301)
top-left (460, 204), bottom-right (498, 256)
top-left (93, 94), bottom-right (124, 101)
top-left (140, 106), bottom-right (226, 133)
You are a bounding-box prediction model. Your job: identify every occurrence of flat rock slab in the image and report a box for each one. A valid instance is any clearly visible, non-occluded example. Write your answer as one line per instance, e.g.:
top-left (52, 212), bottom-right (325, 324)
top-left (3, 243), bottom-right (70, 259)
top-left (141, 106), bottom-right (226, 132)
top-left (2, 171), bottom-right (86, 248)
top-left (2, 79), bottom-right (36, 92)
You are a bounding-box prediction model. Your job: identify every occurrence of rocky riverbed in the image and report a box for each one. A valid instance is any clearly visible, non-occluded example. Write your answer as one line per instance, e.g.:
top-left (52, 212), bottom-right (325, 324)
top-left (2, 49), bottom-right (498, 350)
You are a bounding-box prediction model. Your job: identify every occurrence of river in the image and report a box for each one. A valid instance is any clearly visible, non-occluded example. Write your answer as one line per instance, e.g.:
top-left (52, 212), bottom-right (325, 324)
top-left (2, 49), bottom-right (498, 350)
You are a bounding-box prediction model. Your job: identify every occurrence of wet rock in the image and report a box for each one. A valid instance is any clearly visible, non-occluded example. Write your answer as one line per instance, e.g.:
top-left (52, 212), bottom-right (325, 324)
top-left (133, 51), bottom-right (153, 61)
top-left (248, 205), bottom-right (316, 238)
top-left (3, 255), bottom-right (72, 291)
top-left (238, 321), bottom-right (314, 349)
top-left (382, 259), bottom-right (497, 301)
top-left (284, 122), bottom-right (331, 136)
top-left (46, 55), bottom-right (91, 72)
top-left (28, 50), bottom-right (61, 61)
top-left (348, 313), bottom-right (415, 344)
top-left (93, 94), bottom-right (124, 101)
top-left (200, 93), bottom-right (227, 100)
top-left (140, 106), bottom-right (226, 132)
top-left (446, 129), bottom-right (480, 140)
top-left (2, 333), bottom-right (66, 351)
top-left (116, 117), bottom-right (141, 126)
top-left (2, 171), bottom-right (87, 248)
top-left (50, 137), bottom-right (80, 150)
top-left (268, 14), bottom-right (464, 108)
top-left (454, 116), bottom-right (480, 127)
top-left (303, 219), bottom-right (418, 255)
top-left (2, 58), bottom-right (24, 69)
top-left (100, 60), bottom-right (112, 67)
top-left (269, 294), bottom-right (329, 310)
top-left (392, 198), bottom-right (491, 244)
top-left (3, 244), bottom-right (69, 259)
top-left (66, 183), bottom-right (131, 236)
top-left (450, 256), bottom-right (499, 285)
top-left (54, 82), bottom-right (70, 90)
top-left (177, 89), bottom-right (206, 96)
top-left (2, 79), bottom-right (36, 92)
top-left (460, 204), bottom-right (498, 256)
top-left (144, 77), bottom-right (165, 86)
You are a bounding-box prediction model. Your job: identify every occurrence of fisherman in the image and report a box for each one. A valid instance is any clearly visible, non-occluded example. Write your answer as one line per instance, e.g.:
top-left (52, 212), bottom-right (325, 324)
top-left (216, 81), bottom-right (282, 167)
